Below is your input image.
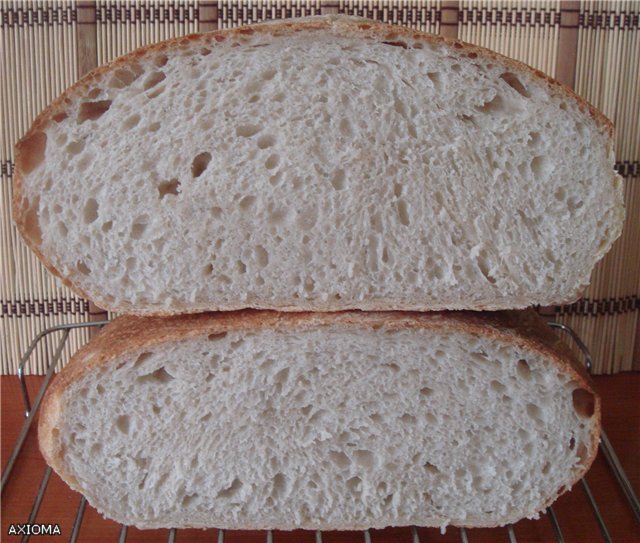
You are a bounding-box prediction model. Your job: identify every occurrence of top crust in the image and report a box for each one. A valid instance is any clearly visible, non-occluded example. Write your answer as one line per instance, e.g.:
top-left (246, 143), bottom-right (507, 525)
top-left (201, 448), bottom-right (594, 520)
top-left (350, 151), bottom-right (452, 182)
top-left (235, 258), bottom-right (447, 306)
top-left (12, 16), bottom-right (620, 315)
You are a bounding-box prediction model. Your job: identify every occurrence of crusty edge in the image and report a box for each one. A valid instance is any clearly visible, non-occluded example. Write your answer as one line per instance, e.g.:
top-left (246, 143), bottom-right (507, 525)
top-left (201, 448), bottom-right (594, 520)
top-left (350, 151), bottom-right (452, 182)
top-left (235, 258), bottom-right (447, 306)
top-left (39, 309), bottom-right (601, 529)
top-left (14, 15), bottom-right (619, 315)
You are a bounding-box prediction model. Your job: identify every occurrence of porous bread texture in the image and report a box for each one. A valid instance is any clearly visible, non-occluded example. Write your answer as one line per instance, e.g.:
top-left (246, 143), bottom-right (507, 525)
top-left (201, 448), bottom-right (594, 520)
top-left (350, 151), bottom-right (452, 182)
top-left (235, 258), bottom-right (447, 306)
top-left (15, 16), bottom-right (624, 315)
top-left (39, 310), bottom-right (600, 530)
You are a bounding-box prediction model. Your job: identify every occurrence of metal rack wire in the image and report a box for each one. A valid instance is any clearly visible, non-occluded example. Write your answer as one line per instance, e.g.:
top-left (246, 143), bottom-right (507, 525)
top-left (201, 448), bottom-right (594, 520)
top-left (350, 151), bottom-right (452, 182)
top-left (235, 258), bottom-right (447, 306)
top-left (2, 320), bottom-right (639, 542)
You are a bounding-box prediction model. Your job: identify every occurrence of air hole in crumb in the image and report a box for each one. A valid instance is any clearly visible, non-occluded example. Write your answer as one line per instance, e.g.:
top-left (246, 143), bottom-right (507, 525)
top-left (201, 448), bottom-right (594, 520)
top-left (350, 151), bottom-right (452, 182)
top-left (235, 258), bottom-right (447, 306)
top-left (526, 403), bottom-right (543, 421)
top-left (182, 493), bottom-right (198, 506)
top-left (155, 54), bottom-right (169, 67)
top-left (137, 367), bottom-right (174, 384)
top-left (569, 437), bottom-right (576, 450)
top-left (567, 197), bottom-right (584, 211)
top-left (18, 131), bottom-right (47, 174)
top-left (158, 179), bottom-right (180, 198)
top-left (572, 388), bottom-right (595, 419)
top-left (346, 476), bottom-right (362, 493)
top-left (500, 72), bottom-right (530, 97)
top-left (124, 114), bottom-right (141, 129)
top-left (66, 140), bottom-right (85, 156)
top-left (382, 40), bottom-right (408, 49)
top-left (331, 169), bottom-right (345, 190)
top-left (148, 122), bottom-right (161, 132)
top-left (131, 221), bottom-right (147, 239)
top-left (207, 332), bottom-right (228, 342)
top-left (236, 124), bottom-right (262, 138)
top-left (420, 386), bottom-right (434, 397)
top-left (490, 380), bottom-right (506, 393)
top-left (143, 71), bottom-right (166, 91)
top-left (477, 94), bottom-right (504, 114)
top-left (101, 221), bottom-right (113, 232)
top-left (274, 367), bottom-right (290, 385)
top-left (427, 72), bottom-right (441, 89)
top-left (116, 415), bottom-right (130, 434)
top-left (401, 414), bottom-right (417, 425)
top-left (133, 351), bottom-right (153, 368)
top-left (528, 131), bottom-right (541, 146)
top-left (339, 118), bottom-right (353, 137)
top-left (397, 199), bottom-right (410, 226)
top-left (110, 68), bottom-right (140, 88)
top-left (204, 263), bottom-right (214, 275)
top-left (83, 198), bottom-right (98, 224)
top-left (531, 155), bottom-right (549, 178)
top-left (255, 245), bottom-right (269, 267)
top-left (424, 462), bottom-right (440, 475)
top-left (217, 478), bottom-right (243, 499)
top-left (577, 443), bottom-right (588, 463)
top-left (257, 134), bottom-right (276, 149)
top-left (329, 451), bottom-right (351, 468)
top-left (261, 68), bottom-right (277, 80)
top-left (239, 195), bottom-right (256, 211)
top-left (191, 152), bottom-right (211, 177)
top-left (78, 100), bottom-right (112, 123)
top-left (477, 253), bottom-right (497, 284)
top-left (77, 261), bottom-right (91, 275)
top-left (265, 154), bottom-right (279, 169)
top-left (517, 359), bottom-right (532, 379)
top-left (354, 450), bottom-right (375, 469)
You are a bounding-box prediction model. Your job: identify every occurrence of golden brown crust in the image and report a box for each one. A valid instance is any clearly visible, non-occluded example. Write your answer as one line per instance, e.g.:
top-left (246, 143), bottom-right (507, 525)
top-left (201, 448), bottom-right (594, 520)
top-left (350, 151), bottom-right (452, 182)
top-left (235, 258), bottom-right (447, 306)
top-left (39, 308), bottom-right (601, 528)
top-left (14, 16), bottom-right (615, 315)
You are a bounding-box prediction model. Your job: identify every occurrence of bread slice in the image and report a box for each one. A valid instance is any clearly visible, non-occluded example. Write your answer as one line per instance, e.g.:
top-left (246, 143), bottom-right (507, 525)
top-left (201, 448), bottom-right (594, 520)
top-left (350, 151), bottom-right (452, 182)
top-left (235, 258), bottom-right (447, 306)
top-left (39, 309), bottom-right (600, 530)
top-left (14, 16), bottom-right (624, 315)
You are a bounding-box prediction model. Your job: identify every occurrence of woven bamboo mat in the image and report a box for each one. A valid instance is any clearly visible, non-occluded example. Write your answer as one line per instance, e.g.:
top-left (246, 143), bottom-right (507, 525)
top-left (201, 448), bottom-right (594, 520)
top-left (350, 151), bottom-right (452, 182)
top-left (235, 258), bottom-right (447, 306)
top-left (1, 0), bottom-right (638, 374)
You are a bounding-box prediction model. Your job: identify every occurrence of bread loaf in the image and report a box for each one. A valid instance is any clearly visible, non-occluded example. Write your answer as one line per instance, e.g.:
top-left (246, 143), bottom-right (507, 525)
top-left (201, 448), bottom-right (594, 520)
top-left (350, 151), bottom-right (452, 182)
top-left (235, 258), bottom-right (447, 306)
top-left (39, 310), bottom-right (600, 530)
top-left (14, 16), bottom-right (624, 315)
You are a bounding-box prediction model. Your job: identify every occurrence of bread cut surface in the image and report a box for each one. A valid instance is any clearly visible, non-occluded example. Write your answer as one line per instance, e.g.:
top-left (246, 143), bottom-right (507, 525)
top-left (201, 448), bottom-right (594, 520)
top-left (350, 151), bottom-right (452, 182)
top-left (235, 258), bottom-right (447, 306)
top-left (39, 310), bottom-right (600, 530)
top-left (14, 16), bottom-right (624, 314)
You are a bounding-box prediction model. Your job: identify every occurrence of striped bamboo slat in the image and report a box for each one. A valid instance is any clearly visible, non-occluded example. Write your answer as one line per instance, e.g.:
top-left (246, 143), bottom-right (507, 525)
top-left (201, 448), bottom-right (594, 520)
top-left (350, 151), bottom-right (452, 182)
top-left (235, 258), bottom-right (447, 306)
top-left (554, 0), bottom-right (639, 372)
top-left (96, 0), bottom-right (199, 64)
top-left (338, 1), bottom-right (441, 34)
top-left (1, 0), bottom-right (638, 374)
top-left (459, 0), bottom-right (560, 74)
top-left (218, 0), bottom-right (320, 28)
top-left (1, 0), bottom-right (93, 374)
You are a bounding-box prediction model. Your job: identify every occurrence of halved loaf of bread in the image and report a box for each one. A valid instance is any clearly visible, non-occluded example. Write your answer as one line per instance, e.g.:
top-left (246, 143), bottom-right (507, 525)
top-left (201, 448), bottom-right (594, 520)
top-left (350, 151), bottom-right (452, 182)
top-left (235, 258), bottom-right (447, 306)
top-left (14, 16), bottom-right (624, 315)
top-left (40, 310), bottom-right (600, 530)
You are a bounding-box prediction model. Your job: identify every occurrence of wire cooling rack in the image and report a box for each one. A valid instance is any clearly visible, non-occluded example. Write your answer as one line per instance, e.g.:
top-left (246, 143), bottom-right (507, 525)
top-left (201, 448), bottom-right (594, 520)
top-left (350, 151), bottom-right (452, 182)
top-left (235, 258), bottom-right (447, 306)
top-left (2, 320), bottom-right (639, 543)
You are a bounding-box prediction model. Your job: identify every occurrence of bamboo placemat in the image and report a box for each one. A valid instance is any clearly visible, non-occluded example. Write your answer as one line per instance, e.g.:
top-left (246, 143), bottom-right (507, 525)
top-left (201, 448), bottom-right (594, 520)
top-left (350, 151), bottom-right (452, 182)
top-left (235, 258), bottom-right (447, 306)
top-left (2, 0), bottom-right (638, 374)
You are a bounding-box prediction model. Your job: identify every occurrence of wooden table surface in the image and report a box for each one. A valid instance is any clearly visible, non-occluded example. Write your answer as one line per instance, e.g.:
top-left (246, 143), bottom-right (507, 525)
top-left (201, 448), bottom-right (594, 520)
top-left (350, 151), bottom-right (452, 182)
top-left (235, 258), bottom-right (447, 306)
top-left (2, 373), bottom-right (639, 543)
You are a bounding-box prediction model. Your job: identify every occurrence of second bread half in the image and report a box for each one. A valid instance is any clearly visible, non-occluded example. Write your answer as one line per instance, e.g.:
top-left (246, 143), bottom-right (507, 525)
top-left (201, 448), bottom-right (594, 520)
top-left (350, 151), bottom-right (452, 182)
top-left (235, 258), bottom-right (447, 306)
top-left (39, 310), bottom-right (600, 530)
